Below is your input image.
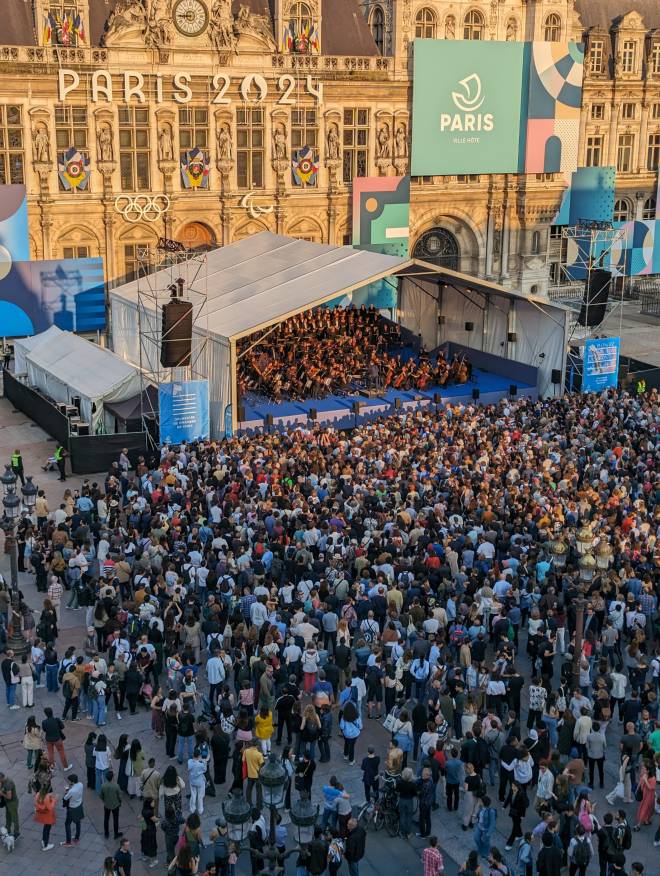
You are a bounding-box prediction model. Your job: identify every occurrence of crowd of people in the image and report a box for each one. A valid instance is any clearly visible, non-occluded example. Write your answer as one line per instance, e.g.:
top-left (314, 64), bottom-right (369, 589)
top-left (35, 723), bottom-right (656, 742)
top-left (0, 386), bottom-right (658, 876)
top-left (237, 305), bottom-right (469, 402)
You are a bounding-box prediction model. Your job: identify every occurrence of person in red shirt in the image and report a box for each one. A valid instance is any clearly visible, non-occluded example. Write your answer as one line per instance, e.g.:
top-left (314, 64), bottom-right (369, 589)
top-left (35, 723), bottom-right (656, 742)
top-left (421, 836), bottom-right (444, 876)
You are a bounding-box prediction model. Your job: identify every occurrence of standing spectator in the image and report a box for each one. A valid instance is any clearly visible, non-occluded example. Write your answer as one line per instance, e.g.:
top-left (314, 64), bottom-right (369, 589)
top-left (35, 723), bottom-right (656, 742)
top-left (586, 721), bottom-right (607, 790)
top-left (0, 772), bottom-right (20, 837)
top-left (339, 701), bottom-right (362, 765)
top-left (344, 817), bottom-right (366, 876)
top-left (177, 703), bottom-right (196, 764)
top-left (94, 733), bottom-right (111, 793)
top-left (188, 747), bottom-right (207, 816)
top-left (1, 649), bottom-right (20, 709)
top-left (34, 784), bottom-right (57, 851)
top-left (421, 836), bottom-right (444, 876)
top-left (243, 741), bottom-right (265, 809)
top-left (61, 663), bottom-right (81, 721)
top-left (114, 838), bottom-right (132, 876)
top-left (255, 706), bottom-right (274, 755)
top-left (140, 797), bottom-right (159, 868)
top-left (537, 831), bottom-right (563, 876)
top-left (396, 767), bottom-right (418, 839)
top-left (515, 832), bottom-right (534, 876)
top-left (417, 766), bottom-right (435, 839)
top-left (100, 769), bottom-right (123, 840)
top-left (18, 652), bottom-right (34, 707)
top-left (23, 715), bottom-right (44, 768)
top-left (160, 804), bottom-right (184, 867)
top-left (473, 795), bottom-right (497, 859)
top-left (567, 824), bottom-right (593, 876)
top-left (41, 706), bottom-right (72, 770)
top-left (61, 773), bottom-right (85, 846)
top-left (360, 746), bottom-right (380, 803)
top-left (504, 781), bottom-right (529, 850)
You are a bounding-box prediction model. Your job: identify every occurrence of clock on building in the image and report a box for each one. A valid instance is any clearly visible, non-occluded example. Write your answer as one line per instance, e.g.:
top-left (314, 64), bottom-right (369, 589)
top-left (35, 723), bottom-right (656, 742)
top-left (173, 0), bottom-right (209, 37)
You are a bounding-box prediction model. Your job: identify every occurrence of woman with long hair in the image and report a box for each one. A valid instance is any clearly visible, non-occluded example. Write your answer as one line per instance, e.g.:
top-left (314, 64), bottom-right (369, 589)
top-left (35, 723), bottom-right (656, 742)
top-left (128, 738), bottom-right (145, 798)
top-left (23, 714), bottom-right (44, 768)
top-left (633, 760), bottom-right (656, 830)
top-left (114, 733), bottom-right (130, 792)
top-left (84, 731), bottom-right (97, 789)
top-left (298, 704), bottom-right (321, 759)
top-left (140, 797), bottom-right (159, 868)
top-left (34, 784), bottom-right (57, 851)
top-left (159, 765), bottom-right (185, 819)
top-left (93, 733), bottom-right (110, 795)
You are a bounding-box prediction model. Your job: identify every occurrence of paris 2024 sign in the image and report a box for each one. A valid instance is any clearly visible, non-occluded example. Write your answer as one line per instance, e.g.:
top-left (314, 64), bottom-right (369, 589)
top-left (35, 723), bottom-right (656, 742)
top-left (411, 39), bottom-right (584, 178)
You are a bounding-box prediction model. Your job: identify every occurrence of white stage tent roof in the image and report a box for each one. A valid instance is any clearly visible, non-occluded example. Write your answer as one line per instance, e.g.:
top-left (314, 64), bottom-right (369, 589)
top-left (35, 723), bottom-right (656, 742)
top-left (109, 232), bottom-right (569, 436)
top-left (19, 327), bottom-right (142, 432)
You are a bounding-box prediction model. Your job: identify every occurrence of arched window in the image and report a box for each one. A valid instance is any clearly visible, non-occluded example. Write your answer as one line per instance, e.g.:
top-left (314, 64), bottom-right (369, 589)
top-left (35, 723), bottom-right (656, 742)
top-left (642, 196), bottom-right (656, 220)
top-left (544, 13), bottom-right (562, 42)
top-left (370, 6), bottom-right (384, 55)
top-left (289, 2), bottom-right (312, 35)
top-left (531, 230), bottom-right (541, 254)
top-left (413, 227), bottom-right (460, 269)
top-left (415, 7), bottom-right (437, 40)
top-left (613, 198), bottom-right (631, 222)
top-left (463, 9), bottom-right (485, 41)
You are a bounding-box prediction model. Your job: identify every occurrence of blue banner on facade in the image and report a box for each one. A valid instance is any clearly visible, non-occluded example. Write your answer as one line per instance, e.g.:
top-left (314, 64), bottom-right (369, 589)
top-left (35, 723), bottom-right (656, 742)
top-left (159, 380), bottom-right (210, 445)
top-left (582, 337), bottom-right (620, 392)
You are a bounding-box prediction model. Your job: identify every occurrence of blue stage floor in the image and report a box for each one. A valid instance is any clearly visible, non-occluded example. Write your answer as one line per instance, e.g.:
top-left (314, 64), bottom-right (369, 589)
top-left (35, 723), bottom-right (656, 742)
top-left (239, 368), bottom-right (537, 432)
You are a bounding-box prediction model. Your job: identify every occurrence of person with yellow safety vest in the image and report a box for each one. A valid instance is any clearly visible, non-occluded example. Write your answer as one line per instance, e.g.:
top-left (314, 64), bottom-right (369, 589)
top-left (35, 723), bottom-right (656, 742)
top-left (636, 378), bottom-right (646, 396)
top-left (10, 448), bottom-right (24, 486)
top-left (54, 445), bottom-right (67, 482)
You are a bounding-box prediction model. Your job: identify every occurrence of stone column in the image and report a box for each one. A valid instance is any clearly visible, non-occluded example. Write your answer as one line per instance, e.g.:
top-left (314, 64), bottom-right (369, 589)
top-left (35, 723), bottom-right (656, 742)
top-left (637, 102), bottom-right (650, 175)
top-left (500, 205), bottom-right (511, 281)
top-left (484, 208), bottom-right (495, 279)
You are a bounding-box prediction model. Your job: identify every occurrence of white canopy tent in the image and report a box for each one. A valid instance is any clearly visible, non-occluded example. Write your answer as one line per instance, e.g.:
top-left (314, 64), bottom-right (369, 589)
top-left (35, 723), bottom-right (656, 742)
top-left (13, 324), bottom-right (64, 375)
top-left (109, 233), bottom-right (569, 436)
top-left (110, 233), bottom-right (408, 436)
top-left (22, 329), bottom-right (142, 432)
top-left (397, 262), bottom-right (571, 398)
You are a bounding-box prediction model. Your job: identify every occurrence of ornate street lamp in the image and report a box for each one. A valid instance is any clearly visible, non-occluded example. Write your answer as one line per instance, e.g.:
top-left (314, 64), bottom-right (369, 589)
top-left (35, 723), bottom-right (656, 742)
top-left (222, 791), bottom-right (252, 844)
top-left (290, 794), bottom-right (319, 846)
top-left (0, 463), bottom-right (17, 495)
top-left (260, 753), bottom-right (287, 810)
top-left (575, 525), bottom-right (594, 556)
top-left (549, 538), bottom-right (568, 569)
top-left (594, 540), bottom-right (613, 570)
top-left (578, 552), bottom-right (597, 583)
top-left (21, 475), bottom-right (38, 511)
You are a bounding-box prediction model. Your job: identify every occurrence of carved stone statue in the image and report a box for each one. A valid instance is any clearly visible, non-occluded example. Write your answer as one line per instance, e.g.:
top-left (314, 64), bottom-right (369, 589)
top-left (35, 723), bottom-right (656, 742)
top-left (32, 125), bottom-right (50, 163)
top-left (326, 124), bottom-right (340, 161)
top-left (445, 15), bottom-right (456, 40)
top-left (145, 0), bottom-right (172, 48)
top-left (208, 0), bottom-right (236, 52)
top-left (217, 123), bottom-right (233, 161)
top-left (272, 124), bottom-right (287, 161)
top-left (506, 18), bottom-right (517, 41)
top-left (103, 0), bottom-right (147, 46)
top-left (98, 124), bottom-right (114, 162)
top-left (394, 124), bottom-right (408, 159)
top-left (377, 124), bottom-right (391, 160)
top-left (158, 124), bottom-right (174, 162)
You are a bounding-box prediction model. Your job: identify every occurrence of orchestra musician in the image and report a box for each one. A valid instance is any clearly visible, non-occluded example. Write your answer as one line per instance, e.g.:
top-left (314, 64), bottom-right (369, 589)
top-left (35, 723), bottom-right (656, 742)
top-left (236, 305), bottom-right (470, 403)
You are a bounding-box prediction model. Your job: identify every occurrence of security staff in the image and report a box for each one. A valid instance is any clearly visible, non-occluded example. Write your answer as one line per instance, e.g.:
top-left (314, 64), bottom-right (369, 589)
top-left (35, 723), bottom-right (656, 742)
top-left (10, 448), bottom-right (24, 486)
top-left (54, 445), bottom-right (67, 482)
top-left (636, 378), bottom-right (646, 396)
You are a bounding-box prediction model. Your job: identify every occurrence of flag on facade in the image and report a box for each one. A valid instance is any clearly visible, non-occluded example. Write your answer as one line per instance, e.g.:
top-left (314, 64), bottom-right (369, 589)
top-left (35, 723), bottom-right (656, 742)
top-left (292, 146), bottom-right (319, 186)
top-left (181, 148), bottom-right (210, 189)
top-left (58, 147), bottom-right (91, 191)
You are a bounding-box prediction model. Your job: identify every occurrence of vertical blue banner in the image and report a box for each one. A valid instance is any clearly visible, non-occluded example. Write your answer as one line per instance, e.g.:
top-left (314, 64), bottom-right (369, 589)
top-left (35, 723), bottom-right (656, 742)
top-left (582, 337), bottom-right (620, 392)
top-left (159, 380), bottom-right (210, 444)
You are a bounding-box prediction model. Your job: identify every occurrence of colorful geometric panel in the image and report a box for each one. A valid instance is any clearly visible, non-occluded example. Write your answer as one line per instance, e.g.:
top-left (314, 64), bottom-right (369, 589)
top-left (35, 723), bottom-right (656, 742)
top-left (524, 41), bottom-right (584, 174)
top-left (352, 176), bottom-right (410, 254)
top-left (0, 257), bottom-right (105, 336)
top-left (611, 221), bottom-right (656, 277)
top-left (568, 166), bottom-right (616, 226)
top-left (58, 147), bottom-right (91, 191)
top-left (180, 148), bottom-right (210, 189)
top-left (291, 146), bottom-right (319, 186)
top-left (0, 184), bottom-right (30, 280)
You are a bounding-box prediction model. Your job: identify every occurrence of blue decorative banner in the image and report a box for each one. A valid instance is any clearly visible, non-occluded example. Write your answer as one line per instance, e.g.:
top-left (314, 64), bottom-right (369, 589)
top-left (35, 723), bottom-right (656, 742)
top-left (159, 380), bottom-right (210, 445)
top-left (582, 337), bottom-right (620, 392)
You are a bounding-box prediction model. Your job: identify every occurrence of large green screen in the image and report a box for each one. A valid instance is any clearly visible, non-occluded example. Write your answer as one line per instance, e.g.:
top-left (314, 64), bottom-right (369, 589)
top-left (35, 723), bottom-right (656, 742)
top-left (411, 39), bottom-right (526, 176)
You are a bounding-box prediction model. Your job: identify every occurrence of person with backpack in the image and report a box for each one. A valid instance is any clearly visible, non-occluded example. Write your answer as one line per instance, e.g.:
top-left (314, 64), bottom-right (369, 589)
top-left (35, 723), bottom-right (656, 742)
top-left (410, 655), bottom-right (430, 702)
top-left (515, 832), bottom-right (534, 876)
top-left (339, 700), bottom-right (362, 765)
top-left (61, 664), bottom-right (81, 720)
top-left (568, 824), bottom-right (593, 876)
top-left (473, 794), bottom-right (497, 858)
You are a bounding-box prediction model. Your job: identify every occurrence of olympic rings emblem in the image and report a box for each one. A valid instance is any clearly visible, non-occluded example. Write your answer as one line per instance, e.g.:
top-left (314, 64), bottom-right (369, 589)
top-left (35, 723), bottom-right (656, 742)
top-left (114, 194), bottom-right (171, 223)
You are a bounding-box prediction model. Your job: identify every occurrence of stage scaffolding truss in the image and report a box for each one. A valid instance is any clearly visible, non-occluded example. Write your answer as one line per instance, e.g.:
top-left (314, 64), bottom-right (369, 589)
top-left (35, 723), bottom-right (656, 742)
top-left (135, 243), bottom-right (209, 445)
top-left (559, 222), bottom-right (626, 388)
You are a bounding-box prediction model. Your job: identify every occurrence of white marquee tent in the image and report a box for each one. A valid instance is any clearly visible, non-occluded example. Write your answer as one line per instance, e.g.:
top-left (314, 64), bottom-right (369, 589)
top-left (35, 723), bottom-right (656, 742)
top-left (15, 326), bottom-right (142, 432)
top-left (109, 233), bottom-right (569, 437)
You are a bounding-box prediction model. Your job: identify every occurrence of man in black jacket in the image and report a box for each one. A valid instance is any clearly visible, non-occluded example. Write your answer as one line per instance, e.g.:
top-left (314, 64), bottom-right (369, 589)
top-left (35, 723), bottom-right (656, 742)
top-left (308, 826), bottom-right (329, 876)
top-left (344, 818), bottom-right (366, 876)
top-left (537, 831), bottom-right (562, 876)
top-left (596, 812), bottom-right (616, 876)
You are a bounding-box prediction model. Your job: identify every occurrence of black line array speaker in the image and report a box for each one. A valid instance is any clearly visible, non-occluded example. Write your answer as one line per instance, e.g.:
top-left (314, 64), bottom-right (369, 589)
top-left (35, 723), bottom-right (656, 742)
top-left (264, 413), bottom-right (274, 426)
top-left (351, 401), bottom-right (361, 415)
top-left (465, 321), bottom-right (474, 332)
top-left (507, 332), bottom-right (517, 343)
top-left (308, 408), bottom-right (318, 420)
top-left (509, 384), bottom-right (518, 396)
top-left (472, 388), bottom-right (480, 400)
top-left (551, 369), bottom-right (562, 385)
top-left (160, 299), bottom-right (193, 367)
top-left (394, 397), bottom-right (402, 409)
top-left (578, 268), bottom-right (610, 327)
top-left (433, 393), bottom-right (441, 405)
top-left (238, 405), bottom-right (246, 422)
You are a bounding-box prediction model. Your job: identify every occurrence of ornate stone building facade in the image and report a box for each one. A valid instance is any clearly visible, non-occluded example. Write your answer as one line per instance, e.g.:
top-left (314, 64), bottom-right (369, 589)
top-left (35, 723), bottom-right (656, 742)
top-left (1, 1), bottom-right (659, 293)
